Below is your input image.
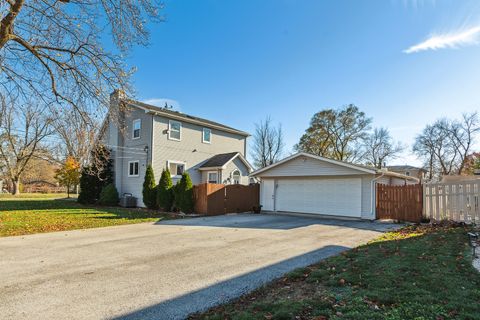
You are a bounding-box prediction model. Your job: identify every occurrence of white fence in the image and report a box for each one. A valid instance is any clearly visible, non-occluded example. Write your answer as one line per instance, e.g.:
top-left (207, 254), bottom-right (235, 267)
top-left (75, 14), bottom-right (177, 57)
top-left (424, 180), bottom-right (480, 223)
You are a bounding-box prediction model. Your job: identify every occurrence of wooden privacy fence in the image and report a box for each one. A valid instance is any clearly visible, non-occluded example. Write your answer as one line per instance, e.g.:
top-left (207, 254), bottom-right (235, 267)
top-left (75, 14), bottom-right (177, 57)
top-left (424, 180), bottom-right (480, 223)
top-left (193, 183), bottom-right (260, 215)
top-left (376, 184), bottom-right (423, 222)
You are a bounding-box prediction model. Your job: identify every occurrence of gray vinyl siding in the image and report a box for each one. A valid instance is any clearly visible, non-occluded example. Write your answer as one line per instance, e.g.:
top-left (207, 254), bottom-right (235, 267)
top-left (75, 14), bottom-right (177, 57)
top-left (113, 108), bottom-right (154, 206)
top-left (151, 115), bottom-right (247, 185)
top-left (257, 156), bottom-right (369, 177)
top-left (221, 157), bottom-right (250, 185)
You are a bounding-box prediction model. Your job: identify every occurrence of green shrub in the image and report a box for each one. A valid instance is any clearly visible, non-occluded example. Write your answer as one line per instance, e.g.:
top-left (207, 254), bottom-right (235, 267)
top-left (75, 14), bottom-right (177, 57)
top-left (156, 169), bottom-right (173, 211)
top-left (142, 165), bottom-right (157, 209)
top-left (98, 183), bottom-right (119, 206)
top-left (175, 172), bottom-right (194, 213)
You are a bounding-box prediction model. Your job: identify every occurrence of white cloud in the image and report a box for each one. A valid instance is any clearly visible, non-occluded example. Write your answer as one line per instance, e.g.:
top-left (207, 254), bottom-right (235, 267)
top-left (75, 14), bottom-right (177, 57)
top-left (404, 25), bottom-right (480, 53)
top-left (142, 98), bottom-right (181, 111)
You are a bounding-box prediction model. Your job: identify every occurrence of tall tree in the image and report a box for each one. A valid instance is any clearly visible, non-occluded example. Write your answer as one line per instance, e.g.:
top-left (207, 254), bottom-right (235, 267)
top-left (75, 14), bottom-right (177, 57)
top-left (295, 104), bottom-right (371, 162)
top-left (0, 0), bottom-right (163, 116)
top-left (363, 127), bottom-right (404, 168)
top-left (413, 112), bottom-right (479, 178)
top-left (252, 116), bottom-right (284, 168)
top-left (0, 99), bottom-right (53, 194)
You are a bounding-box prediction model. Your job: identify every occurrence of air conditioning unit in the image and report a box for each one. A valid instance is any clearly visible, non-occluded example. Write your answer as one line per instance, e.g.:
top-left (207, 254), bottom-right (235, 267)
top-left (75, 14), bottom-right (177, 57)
top-left (120, 193), bottom-right (137, 208)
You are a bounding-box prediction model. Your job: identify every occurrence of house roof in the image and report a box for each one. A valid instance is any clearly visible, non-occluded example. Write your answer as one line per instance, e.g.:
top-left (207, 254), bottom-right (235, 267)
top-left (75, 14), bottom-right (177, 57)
top-left (125, 99), bottom-right (250, 137)
top-left (387, 165), bottom-right (427, 172)
top-left (200, 152), bottom-right (239, 168)
top-left (250, 152), bottom-right (419, 182)
top-left (198, 152), bottom-right (253, 172)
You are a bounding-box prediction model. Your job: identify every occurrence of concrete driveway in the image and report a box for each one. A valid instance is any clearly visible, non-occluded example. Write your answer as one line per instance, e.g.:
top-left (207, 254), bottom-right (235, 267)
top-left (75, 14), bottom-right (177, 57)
top-left (0, 214), bottom-right (398, 320)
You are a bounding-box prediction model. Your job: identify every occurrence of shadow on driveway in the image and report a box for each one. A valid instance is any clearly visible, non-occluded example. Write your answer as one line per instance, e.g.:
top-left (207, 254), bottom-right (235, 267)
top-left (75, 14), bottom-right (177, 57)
top-left (113, 244), bottom-right (350, 320)
top-left (156, 213), bottom-right (399, 232)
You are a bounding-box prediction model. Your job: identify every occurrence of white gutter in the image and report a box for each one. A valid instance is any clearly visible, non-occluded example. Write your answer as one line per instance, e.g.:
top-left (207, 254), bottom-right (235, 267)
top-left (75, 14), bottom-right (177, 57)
top-left (370, 172), bottom-right (385, 220)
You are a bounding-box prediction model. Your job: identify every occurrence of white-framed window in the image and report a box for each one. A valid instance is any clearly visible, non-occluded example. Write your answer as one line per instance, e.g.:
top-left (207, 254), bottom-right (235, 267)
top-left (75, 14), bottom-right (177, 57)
top-left (208, 171), bottom-right (218, 184)
top-left (202, 128), bottom-right (211, 144)
top-left (132, 119), bottom-right (141, 139)
top-left (168, 120), bottom-right (182, 141)
top-left (168, 161), bottom-right (185, 177)
top-left (232, 169), bottom-right (241, 184)
top-left (128, 161), bottom-right (139, 177)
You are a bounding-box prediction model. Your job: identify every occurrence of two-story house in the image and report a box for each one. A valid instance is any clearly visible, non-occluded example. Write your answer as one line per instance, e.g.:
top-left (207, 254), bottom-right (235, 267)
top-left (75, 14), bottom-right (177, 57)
top-left (102, 90), bottom-right (253, 206)
top-left (386, 165), bottom-right (427, 183)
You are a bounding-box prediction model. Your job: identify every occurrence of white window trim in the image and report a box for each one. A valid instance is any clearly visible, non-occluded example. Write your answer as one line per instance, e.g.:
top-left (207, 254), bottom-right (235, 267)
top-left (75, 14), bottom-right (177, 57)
top-left (128, 161), bottom-right (139, 177)
top-left (167, 160), bottom-right (186, 178)
top-left (132, 119), bottom-right (141, 140)
top-left (202, 128), bottom-right (212, 144)
top-left (168, 120), bottom-right (182, 141)
top-left (207, 171), bottom-right (218, 184)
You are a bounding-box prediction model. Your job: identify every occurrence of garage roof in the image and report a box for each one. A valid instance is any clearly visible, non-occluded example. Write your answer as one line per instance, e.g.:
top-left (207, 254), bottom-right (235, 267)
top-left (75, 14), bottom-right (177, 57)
top-left (250, 152), bottom-right (418, 182)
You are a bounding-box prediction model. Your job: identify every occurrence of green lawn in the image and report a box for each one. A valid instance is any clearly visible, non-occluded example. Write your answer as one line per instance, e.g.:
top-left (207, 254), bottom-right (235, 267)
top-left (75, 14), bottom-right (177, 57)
top-left (191, 224), bottom-right (480, 320)
top-left (0, 194), bottom-right (173, 237)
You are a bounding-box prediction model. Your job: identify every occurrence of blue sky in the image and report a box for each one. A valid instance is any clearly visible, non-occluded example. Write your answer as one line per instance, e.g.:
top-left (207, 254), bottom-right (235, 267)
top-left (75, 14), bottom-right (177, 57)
top-left (127, 0), bottom-right (480, 166)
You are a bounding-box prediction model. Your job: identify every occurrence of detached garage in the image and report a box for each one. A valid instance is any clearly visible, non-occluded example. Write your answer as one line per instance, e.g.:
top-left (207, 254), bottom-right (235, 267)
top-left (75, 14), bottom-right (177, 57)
top-left (250, 153), bottom-right (418, 220)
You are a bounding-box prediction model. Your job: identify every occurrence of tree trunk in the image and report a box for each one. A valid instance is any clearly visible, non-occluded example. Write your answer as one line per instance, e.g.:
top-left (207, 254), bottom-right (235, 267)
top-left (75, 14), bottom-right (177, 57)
top-left (12, 179), bottom-right (20, 195)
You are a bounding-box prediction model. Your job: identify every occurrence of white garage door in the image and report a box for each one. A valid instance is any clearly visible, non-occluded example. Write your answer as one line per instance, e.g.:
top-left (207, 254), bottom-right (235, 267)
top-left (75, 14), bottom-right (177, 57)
top-left (275, 178), bottom-right (362, 217)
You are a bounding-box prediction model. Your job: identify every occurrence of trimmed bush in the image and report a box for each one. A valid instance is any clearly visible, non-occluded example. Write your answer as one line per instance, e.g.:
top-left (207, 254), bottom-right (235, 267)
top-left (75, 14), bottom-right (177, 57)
top-left (142, 165), bottom-right (157, 209)
top-left (99, 183), bottom-right (119, 206)
top-left (175, 172), bottom-right (194, 213)
top-left (156, 169), bottom-right (173, 211)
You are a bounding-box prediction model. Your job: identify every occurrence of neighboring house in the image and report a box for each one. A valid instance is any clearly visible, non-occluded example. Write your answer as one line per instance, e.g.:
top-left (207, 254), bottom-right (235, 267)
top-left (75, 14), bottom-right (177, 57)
top-left (386, 165), bottom-right (427, 183)
top-left (101, 90), bottom-right (253, 206)
top-left (250, 152), bottom-right (418, 220)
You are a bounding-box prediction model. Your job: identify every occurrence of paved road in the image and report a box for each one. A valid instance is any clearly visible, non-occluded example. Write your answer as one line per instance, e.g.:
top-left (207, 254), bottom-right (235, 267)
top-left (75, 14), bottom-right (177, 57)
top-left (0, 214), bottom-right (399, 320)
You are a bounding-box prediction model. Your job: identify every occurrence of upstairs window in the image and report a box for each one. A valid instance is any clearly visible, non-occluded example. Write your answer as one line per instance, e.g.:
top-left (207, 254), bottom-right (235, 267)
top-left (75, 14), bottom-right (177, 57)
top-left (169, 161), bottom-right (185, 177)
top-left (128, 161), bottom-right (139, 177)
top-left (169, 120), bottom-right (182, 141)
top-left (202, 128), bottom-right (211, 144)
top-left (132, 119), bottom-right (141, 139)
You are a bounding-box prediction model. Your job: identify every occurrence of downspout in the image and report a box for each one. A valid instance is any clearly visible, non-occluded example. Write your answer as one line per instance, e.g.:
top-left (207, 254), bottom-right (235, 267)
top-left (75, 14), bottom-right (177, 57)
top-left (370, 172), bottom-right (385, 221)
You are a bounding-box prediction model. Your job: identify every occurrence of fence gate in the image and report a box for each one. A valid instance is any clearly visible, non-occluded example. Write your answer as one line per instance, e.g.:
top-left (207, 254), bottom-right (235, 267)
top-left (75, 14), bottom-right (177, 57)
top-left (424, 180), bottom-right (480, 223)
top-left (376, 184), bottom-right (423, 222)
top-left (193, 183), bottom-right (260, 215)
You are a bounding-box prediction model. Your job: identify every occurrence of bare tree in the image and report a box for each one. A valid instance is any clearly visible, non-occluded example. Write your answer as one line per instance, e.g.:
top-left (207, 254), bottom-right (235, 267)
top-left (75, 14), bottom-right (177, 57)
top-left (0, 99), bottom-right (53, 194)
top-left (52, 109), bottom-right (98, 166)
top-left (413, 112), bottom-right (479, 178)
top-left (0, 0), bottom-right (163, 116)
top-left (363, 127), bottom-right (404, 168)
top-left (252, 116), bottom-right (284, 169)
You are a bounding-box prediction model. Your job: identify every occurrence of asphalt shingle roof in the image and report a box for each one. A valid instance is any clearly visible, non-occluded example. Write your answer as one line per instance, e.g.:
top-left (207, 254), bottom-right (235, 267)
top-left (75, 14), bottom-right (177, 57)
top-left (200, 152), bottom-right (239, 168)
top-left (126, 99), bottom-right (249, 137)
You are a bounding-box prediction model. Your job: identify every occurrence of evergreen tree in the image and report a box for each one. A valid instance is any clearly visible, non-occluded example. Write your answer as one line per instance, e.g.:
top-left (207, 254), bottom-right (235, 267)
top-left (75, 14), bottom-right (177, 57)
top-left (78, 146), bottom-right (114, 204)
top-left (142, 165), bottom-right (157, 209)
top-left (99, 183), bottom-right (119, 206)
top-left (176, 172), bottom-right (194, 213)
top-left (156, 169), bottom-right (173, 211)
